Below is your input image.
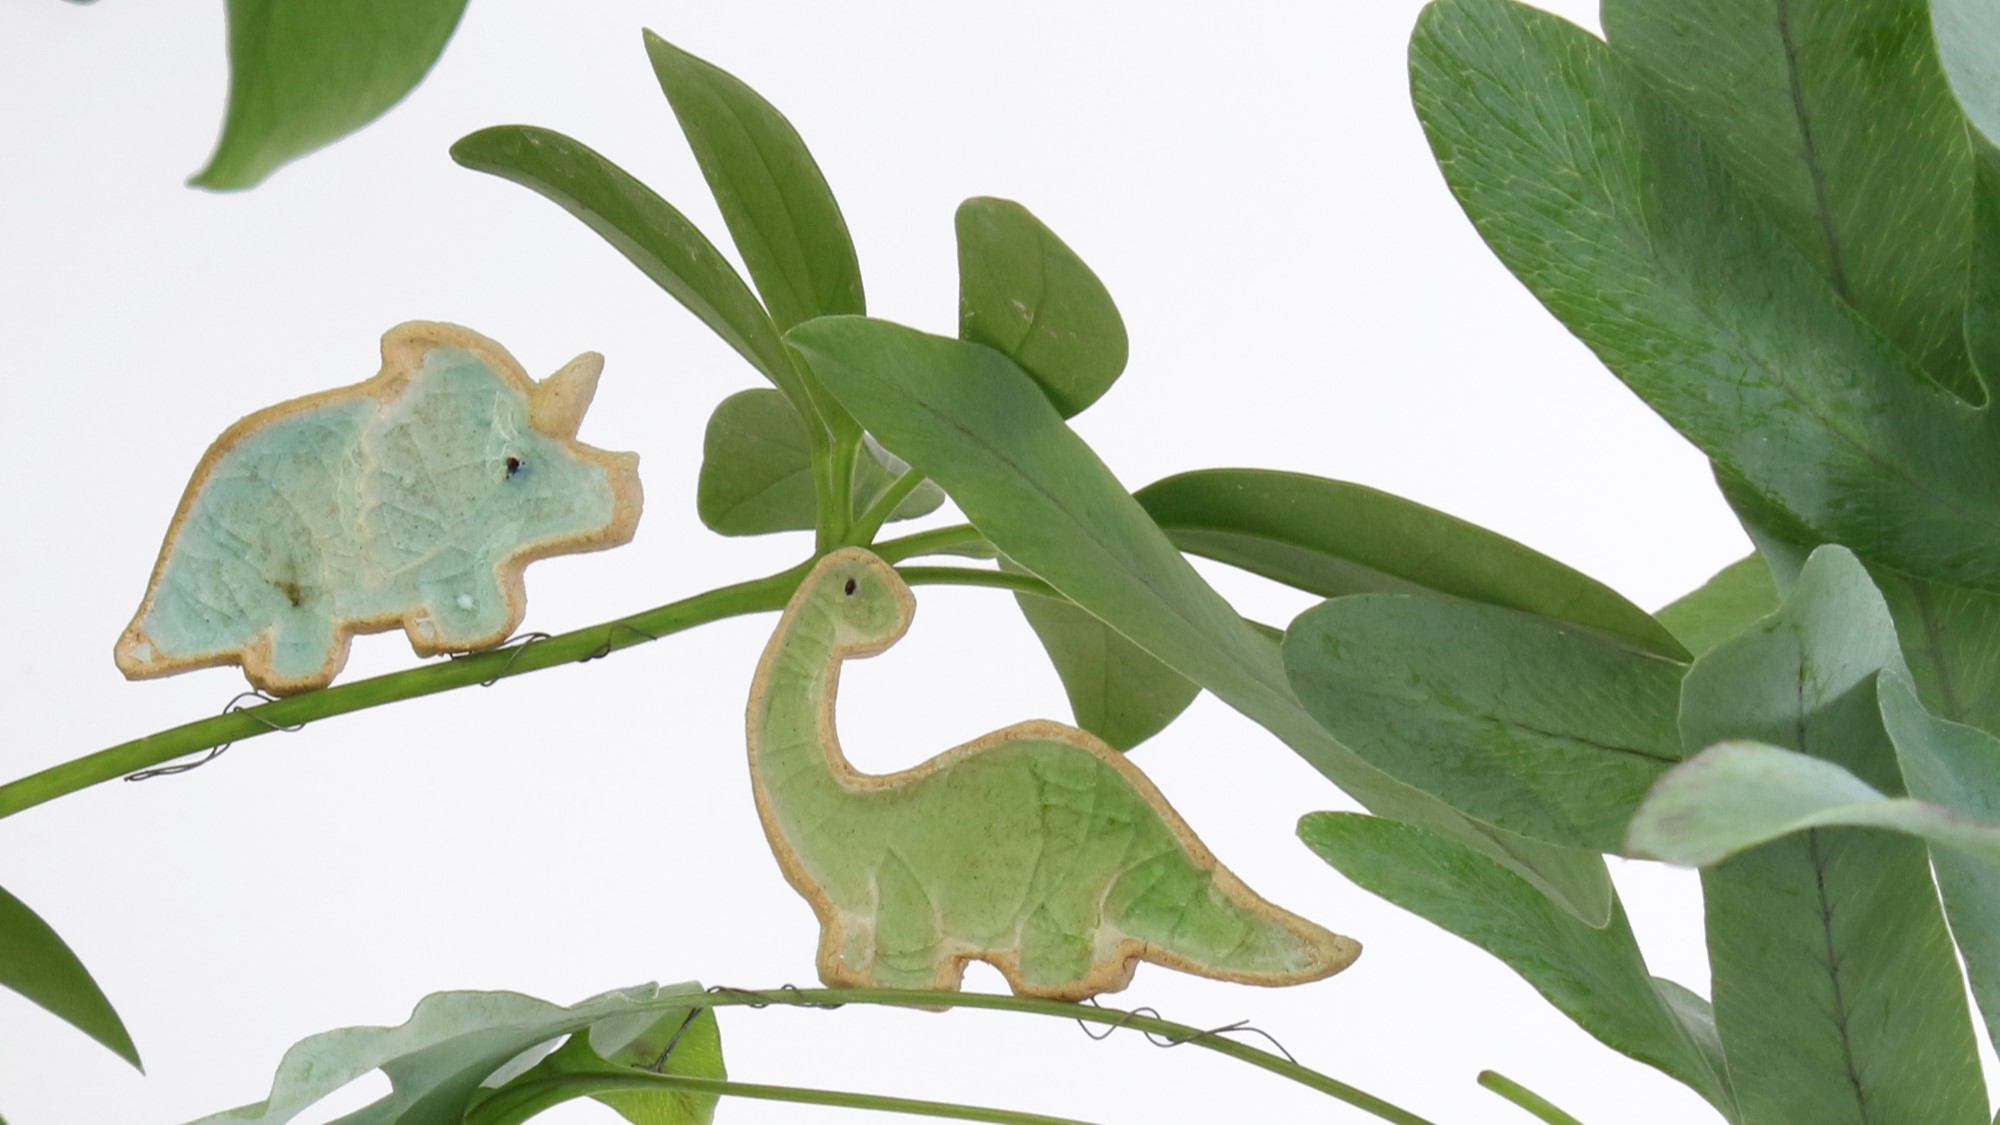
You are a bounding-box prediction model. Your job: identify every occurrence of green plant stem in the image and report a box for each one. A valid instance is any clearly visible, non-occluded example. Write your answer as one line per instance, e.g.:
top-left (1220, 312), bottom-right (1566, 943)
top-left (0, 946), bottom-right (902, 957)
top-left (898, 566), bottom-right (1056, 600)
top-left (851, 467), bottom-right (928, 544)
top-left (474, 1072), bottom-right (1103, 1125)
top-left (874, 522), bottom-right (993, 563)
top-left (1477, 1071), bottom-right (1585, 1125)
top-left (0, 561), bottom-right (814, 821)
top-left (698, 987), bottom-right (1441, 1125)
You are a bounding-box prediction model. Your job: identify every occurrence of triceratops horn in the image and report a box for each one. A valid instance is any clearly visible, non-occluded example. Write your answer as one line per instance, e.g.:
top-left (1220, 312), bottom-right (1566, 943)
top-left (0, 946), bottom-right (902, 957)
top-left (530, 352), bottom-right (605, 439)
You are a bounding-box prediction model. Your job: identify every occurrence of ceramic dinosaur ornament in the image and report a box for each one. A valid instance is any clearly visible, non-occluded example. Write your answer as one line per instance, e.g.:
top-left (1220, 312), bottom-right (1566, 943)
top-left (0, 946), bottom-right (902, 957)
top-left (746, 548), bottom-right (1359, 1000)
top-left (116, 322), bottom-right (643, 695)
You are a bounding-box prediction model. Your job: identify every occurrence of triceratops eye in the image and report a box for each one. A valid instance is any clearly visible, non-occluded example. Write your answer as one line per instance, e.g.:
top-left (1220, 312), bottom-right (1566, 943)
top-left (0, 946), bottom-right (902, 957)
top-left (504, 456), bottom-right (524, 479)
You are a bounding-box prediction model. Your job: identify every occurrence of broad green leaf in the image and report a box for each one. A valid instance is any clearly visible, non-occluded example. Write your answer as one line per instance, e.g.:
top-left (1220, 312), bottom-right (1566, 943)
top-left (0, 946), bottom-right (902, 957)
top-left (183, 981), bottom-right (707, 1124)
top-left (1935, 0), bottom-right (2000, 145)
top-left (1654, 556), bottom-right (1778, 660)
top-left (645, 34), bottom-right (863, 333)
top-left (467, 1006), bottom-right (725, 1125)
top-left (450, 126), bottom-right (794, 395)
top-left (694, 389), bottom-right (941, 536)
top-left (1298, 813), bottom-right (1734, 1114)
top-left (955, 197), bottom-right (1128, 417)
top-left (1411, 0), bottom-right (2000, 593)
top-left (1286, 594), bottom-right (1686, 852)
top-left (1136, 469), bottom-right (1685, 659)
top-left (191, 0), bottom-right (468, 190)
top-left (1676, 547), bottom-right (1983, 1125)
top-left (1006, 562), bottom-right (1200, 751)
top-left (1870, 566), bottom-right (2000, 735)
top-left (788, 316), bottom-right (1613, 926)
top-left (1602, 0), bottom-right (1975, 397)
top-left (0, 883), bottom-right (139, 1070)
top-left (1879, 673), bottom-right (2000, 1055)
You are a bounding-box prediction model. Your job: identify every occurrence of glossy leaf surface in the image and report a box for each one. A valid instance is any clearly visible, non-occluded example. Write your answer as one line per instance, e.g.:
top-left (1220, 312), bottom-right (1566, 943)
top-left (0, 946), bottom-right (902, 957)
top-left (1287, 594), bottom-right (1687, 852)
top-left (450, 126), bottom-right (793, 394)
top-left (695, 389), bottom-right (941, 536)
top-left (1412, 0), bottom-right (2000, 593)
top-left (1299, 813), bottom-right (1733, 1114)
top-left (645, 34), bottom-right (862, 333)
top-left (0, 883), bottom-right (139, 1069)
top-left (956, 197), bottom-right (1128, 417)
top-left (1654, 555), bottom-right (1777, 660)
top-left (1137, 469), bottom-right (1684, 659)
top-left (789, 315), bottom-right (1613, 926)
top-left (1676, 547), bottom-right (1983, 1125)
top-left (184, 982), bottom-right (707, 1124)
top-left (192, 0), bottom-right (468, 189)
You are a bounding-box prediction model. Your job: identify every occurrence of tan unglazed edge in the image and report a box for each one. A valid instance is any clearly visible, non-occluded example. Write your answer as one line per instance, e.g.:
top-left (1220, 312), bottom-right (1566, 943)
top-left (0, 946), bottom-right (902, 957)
top-left (113, 321), bottom-right (645, 696)
top-left (745, 548), bottom-right (1360, 1002)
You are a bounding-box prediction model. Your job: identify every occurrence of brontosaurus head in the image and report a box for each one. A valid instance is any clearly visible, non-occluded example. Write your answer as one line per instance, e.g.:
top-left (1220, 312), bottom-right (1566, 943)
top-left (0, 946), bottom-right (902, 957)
top-left (812, 547), bottom-right (915, 656)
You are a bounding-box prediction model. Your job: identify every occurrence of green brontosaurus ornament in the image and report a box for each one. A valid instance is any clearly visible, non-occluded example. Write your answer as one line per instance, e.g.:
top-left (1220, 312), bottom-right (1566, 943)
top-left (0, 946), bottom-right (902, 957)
top-left (747, 548), bottom-right (1360, 1000)
top-left (115, 322), bottom-right (643, 694)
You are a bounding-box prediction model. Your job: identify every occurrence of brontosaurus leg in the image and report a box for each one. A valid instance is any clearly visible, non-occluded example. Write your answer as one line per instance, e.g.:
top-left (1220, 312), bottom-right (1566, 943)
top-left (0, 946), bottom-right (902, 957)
top-left (1012, 902), bottom-right (1100, 996)
top-left (869, 851), bottom-right (952, 989)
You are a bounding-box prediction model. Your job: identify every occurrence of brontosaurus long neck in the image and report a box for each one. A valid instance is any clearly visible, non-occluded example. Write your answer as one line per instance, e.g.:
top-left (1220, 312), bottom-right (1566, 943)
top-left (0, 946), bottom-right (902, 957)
top-left (747, 585), bottom-right (861, 849)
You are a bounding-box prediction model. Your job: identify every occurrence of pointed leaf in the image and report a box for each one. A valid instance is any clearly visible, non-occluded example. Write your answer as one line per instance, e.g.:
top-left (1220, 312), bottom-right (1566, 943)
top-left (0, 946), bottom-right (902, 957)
top-left (955, 197), bottom-right (1128, 417)
top-left (0, 883), bottom-right (139, 1070)
top-left (789, 315), bottom-right (1614, 926)
top-left (1286, 594), bottom-right (1687, 852)
top-left (1006, 561), bottom-right (1199, 751)
top-left (1674, 546), bottom-right (1984, 1125)
top-left (1299, 813), bottom-right (1734, 1114)
top-left (183, 981), bottom-right (708, 1125)
top-left (1138, 468), bottom-right (1685, 659)
top-left (644, 34), bottom-right (862, 333)
top-left (1602, 0), bottom-right (1976, 396)
top-left (1654, 556), bottom-right (1778, 660)
top-left (450, 125), bottom-right (794, 394)
top-left (1411, 0), bottom-right (2000, 593)
top-left (695, 388), bottom-right (940, 536)
top-left (190, 0), bottom-right (468, 190)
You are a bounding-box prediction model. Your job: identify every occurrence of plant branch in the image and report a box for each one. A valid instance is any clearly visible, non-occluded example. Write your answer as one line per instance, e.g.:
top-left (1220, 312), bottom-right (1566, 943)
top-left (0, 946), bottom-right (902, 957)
top-left (699, 987), bottom-right (1442, 1125)
top-left (1477, 1071), bottom-right (1586, 1125)
top-left (0, 560), bottom-right (815, 821)
top-left (873, 523), bottom-right (993, 563)
top-left (471, 1071), bottom-right (1104, 1125)
top-left (852, 467), bottom-right (928, 544)
top-left (898, 566), bottom-right (1055, 599)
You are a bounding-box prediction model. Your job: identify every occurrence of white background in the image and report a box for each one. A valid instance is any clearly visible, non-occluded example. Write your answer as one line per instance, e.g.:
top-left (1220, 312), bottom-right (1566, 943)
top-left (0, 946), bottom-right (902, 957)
top-left (0, 2), bottom-right (1785, 1122)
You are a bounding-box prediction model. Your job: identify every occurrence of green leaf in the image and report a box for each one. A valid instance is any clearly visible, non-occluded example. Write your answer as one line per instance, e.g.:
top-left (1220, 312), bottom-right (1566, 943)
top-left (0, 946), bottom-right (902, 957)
top-left (1654, 556), bottom-right (1778, 660)
top-left (1934, 0), bottom-right (2000, 145)
top-left (0, 883), bottom-right (139, 1070)
top-left (1868, 566), bottom-right (2000, 734)
top-left (468, 1006), bottom-right (726, 1125)
top-left (449, 125), bottom-right (794, 394)
top-left (1285, 594), bottom-right (1687, 852)
top-left (1006, 562), bottom-right (1200, 751)
top-left (1675, 546), bottom-right (1984, 1125)
top-left (1601, 0), bottom-right (1976, 397)
top-left (1136, 468), bottom-right (1686, 659)
top-left (694, 388), bottom-right (942, 536)
top-left (1298, 813), bottom-right (1735, 1114)
top-left (644, 33), bottom-right (863, 333)
top-left (182, 981), bottom-right (708, 1124)
top-left (190, 0), bottom-right (468, 190)
top-left (1411, 0), bottom-right (2000, 593)
top-left (788, 315), bottom-right (1614, 926)
top-left (955, 197), bottom-right (1128, 417)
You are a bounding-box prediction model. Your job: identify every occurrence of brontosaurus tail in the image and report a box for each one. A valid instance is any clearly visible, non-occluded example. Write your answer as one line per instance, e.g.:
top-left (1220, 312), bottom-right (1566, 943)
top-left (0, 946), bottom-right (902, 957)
top-left (1108, 853), bottom-right (1359, 985)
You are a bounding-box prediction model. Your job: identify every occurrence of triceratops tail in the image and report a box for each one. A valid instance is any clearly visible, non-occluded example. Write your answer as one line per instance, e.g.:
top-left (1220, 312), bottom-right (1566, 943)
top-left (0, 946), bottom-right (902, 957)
top-left (113, 624), bottom-right (163, 679)
top-left (1110, 854), bottom-right (1359, 986)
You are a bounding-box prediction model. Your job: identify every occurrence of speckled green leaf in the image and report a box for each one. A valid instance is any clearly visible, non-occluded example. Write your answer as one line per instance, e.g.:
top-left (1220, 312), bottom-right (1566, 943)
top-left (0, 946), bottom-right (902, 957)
top-left (1676, 547), bottom-right (1983, 1125)
top-left (695, 389), bottom-right (941, 536)
top-left (0, 883), bottom-right (139, 1070)
top-left (1299, 813), bottom-right (1734, 1115)
top-left (645, 34), bottom-right (862, 334)
top-left (1654, 555), bottom-right (1778, 660)
top-left (1412, 0), bottom-right (2000, 593)
top-left (1007, 560), bottom-right (1199, 751)
top-left (1138, 468), bottom-right (1684, 659)
top-left (788, 314), bottom-right (1613, 926)
top-left (1286, 594), bottom-right (1686, 852)
top-left (191, 0), bottom-right (468, 190)
top-left (450, 125), bottom-right (794, 394)
top-left (1602, 0), bottom-right (1975, 397)
top-left (955, 197), bottom-right (1128, 417)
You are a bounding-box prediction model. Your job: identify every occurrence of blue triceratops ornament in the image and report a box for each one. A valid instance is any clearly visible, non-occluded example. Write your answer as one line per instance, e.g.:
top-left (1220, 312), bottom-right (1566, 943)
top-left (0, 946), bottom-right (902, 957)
top-left (116, 322), bottom-right (643, 694)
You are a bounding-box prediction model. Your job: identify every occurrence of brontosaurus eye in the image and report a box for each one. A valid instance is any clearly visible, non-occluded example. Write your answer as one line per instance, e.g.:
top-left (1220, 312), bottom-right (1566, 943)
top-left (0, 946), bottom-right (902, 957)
top-left (504, 456), bottom-right (523, 478)
top-left (844, 577), bottom-right (858, 596)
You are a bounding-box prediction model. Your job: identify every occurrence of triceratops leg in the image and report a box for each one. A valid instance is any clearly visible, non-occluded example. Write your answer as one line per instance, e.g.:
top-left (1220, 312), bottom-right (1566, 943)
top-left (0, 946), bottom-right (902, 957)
top-left (409, 556), bottom-right (517, 653)
top-left (242, 608), bottom-right (343, 694)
